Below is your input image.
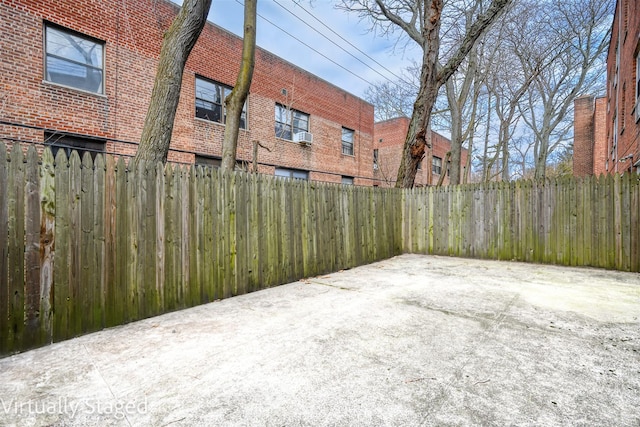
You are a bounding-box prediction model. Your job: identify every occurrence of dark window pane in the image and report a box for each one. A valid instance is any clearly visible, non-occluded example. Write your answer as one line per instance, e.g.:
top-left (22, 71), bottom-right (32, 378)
top-left (196, 77), bottom-right (246, 127)
top-left (196, 101), bottom-right (222, 122)
top-left (195, 155), bottom-right (222, 168)
top-left (45, 132), bottom-right (105, 161)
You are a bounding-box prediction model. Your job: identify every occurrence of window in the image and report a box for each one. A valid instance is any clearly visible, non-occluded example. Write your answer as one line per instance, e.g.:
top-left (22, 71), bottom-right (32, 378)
top-left (621, 83), bottom-right (626, 130)
top-left (44, 24), bottom-right (104, 94)
top-left (342, 127), bottom-right (354, 155)
top-left (195, 155), bottom-right (248, 170)
top-left (275, 167), bottom-right (308, 180)
top-left (275, 104), bottom-right (308, 140)
top-left (614, 42), bottom-right (619, 88)
top-left (195, 77), bottom-right (246, 128)
top-left (195, 155), bottom-right (222, 169)
top-left (45, 132), bottom-right (105, 161)
top-left (417, 159), bottom-right (422, 170)
top-left (432, 156), bottom-right (442, 175)
top-left (373, 149), bottom-right (379, 170)
top-left (341, 176), bottom-right (354, 185)
top-left (613, 113), bottom-right (618, 163)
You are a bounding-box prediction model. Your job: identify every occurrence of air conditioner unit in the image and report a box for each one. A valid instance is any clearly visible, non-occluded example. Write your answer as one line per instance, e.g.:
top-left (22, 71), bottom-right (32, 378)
top-left (293, 131), bottom-right (313, 145)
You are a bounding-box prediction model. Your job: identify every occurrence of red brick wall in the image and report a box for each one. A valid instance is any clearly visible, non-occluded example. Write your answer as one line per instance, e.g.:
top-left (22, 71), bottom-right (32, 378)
top-left (593, 97), bottom-right (607, 175)
top-left (605, 0), bottom-right (640, 174)
top-left (573, 95), bottom-right (596, 176)
top-left (373, 117), bottom-right (410, 186)
top-left (0, 0), bottom-right (374, 184)
top-left (373, 117), bottom-right (469, 186)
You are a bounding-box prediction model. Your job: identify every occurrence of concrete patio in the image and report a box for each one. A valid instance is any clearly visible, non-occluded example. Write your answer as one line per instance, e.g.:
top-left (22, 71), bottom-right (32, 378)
top-left (0, 254), bottom-right (638, 426)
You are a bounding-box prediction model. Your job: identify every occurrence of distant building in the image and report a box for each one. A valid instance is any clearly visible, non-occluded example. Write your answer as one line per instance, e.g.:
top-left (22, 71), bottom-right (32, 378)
top-left (373, 117), bottom-right (469, 187)
top-left (573, 96), bottom-right (607, 176)
top-left (574, 0), bottom-right (640, 176)
top-left (0, 0), bottom-right (374, 185)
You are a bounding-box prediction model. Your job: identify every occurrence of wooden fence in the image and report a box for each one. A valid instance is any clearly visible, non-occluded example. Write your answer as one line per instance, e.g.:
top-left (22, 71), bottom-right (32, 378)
top-left (402, 176), bottom-right (640, 271)
top-left (0, 144), bottom-right (402, 355)
top-left (1, 143), bottom-right (638, 356)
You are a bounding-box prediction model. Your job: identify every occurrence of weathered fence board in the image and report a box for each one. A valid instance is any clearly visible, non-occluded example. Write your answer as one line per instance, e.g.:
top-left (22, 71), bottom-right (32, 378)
top-left (24, 147), bottom-right (40, 349)
top-left (53, 150), bottom-right (69, 342)
top-left (39, 149), bottom-right (55, 346)
top-left (7, 147), bottom-right (25, 352)
top-left (0, 144), bottom-right (7, 355)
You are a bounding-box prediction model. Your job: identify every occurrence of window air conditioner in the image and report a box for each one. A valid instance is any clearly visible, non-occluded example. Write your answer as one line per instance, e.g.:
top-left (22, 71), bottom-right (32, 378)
top-left (293, 131), bottom-right (313, 145)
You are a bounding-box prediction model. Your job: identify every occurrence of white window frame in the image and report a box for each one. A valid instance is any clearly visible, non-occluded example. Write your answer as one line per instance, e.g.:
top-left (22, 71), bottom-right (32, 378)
top-left (432, 156), bottom-right (443, 175)
top-left (342, 127), bottom-right (354, 156)
top-left (44, 23), bottom-right (104, 94)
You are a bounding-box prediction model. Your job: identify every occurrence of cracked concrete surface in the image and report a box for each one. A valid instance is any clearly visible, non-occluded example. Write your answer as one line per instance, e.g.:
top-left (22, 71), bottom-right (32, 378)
top-left (0, 254), bottom-right (638, 426)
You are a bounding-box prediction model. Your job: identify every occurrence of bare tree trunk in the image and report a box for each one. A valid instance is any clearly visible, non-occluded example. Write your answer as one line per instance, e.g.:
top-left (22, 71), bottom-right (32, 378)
top-left (436, 151), bottom-right (450, 186)
top-left (135, 0), bottom-right (213, 164)
top-left (446, 78), bottom-right (462, 185)
top-left (463, 74), bottom-right (483, 184)
top-left (395, 0), bottom-right (443, 188)
top-left (221, 0), bottom-right (257, 172)
top-left (481, 92), bottom-right (492, 182)
top-left (251, 139), bottom-right (271, 173)
top-left (394, 0), bottom-right (512, 188)
top-left (252, 140), bottom-right (259, 173)
top-left (396, 85), bottom-right (441, 188)
top-left (500, 131), bottom-right (509, 181)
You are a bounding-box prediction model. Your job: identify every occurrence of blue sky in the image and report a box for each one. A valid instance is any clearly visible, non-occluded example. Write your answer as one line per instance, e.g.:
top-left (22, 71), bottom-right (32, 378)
top-left (174, 0), bottom-right (420, 98)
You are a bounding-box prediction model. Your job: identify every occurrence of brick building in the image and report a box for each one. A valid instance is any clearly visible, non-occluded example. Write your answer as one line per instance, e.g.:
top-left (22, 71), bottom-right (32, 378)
top-left (606, 0), bottom-right (640, 174)
top-left (373, 117), bottom-right (469, 186)
top-left (0, 0), bottom-right (374, 185)
top-left (574, 0), bottom-right (640, 176)
top-left (573, 96), bottom-right (607, 176)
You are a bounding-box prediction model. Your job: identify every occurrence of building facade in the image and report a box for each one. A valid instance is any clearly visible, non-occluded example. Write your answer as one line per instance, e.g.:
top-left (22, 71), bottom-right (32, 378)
top-left (573, 96), bottom-right (607, 176)
top-left (574, 0), bottom-right (640, 176)
top-left (373, 117), bottom-right (469, 186)
top-left (605, 0), bottom-right (640, 174)
top-left (0, 0), bottom-right (374, 185)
